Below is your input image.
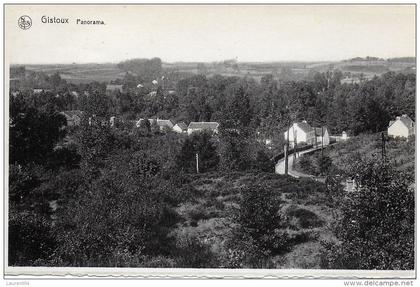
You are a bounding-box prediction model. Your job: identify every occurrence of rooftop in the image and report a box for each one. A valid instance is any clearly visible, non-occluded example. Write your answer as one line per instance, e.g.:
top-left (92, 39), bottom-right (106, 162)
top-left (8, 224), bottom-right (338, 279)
top-left (188, 122), bottom-right (219, 130)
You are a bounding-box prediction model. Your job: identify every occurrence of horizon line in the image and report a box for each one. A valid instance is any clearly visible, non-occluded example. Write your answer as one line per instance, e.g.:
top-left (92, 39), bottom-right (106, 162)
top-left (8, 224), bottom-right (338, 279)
top-left (9, 55), bottom-right (417, 66)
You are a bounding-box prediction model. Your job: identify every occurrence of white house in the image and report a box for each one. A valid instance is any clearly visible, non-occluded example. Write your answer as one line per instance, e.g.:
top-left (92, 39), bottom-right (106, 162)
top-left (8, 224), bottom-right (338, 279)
top-left (315, 126), bottom-right (330, 146)
top-left (154, 119), bottom-right (174, 131)
top-left (387, 114), bottom-right (415, 138)
top-left (187, 122), bottom-right (219, 135)
top-left (284, 121), bottom-right (315, 147)
top-left (173, 122), bottom-right (188, 133)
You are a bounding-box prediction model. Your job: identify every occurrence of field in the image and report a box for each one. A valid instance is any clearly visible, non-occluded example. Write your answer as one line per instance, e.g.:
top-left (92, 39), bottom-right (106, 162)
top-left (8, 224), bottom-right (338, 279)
top-left (24, 63), bottom-right (126, 84)
top-left (171, 171), bottom-right (340, 268)
top-left (19, 57), bottom-right (415, 84)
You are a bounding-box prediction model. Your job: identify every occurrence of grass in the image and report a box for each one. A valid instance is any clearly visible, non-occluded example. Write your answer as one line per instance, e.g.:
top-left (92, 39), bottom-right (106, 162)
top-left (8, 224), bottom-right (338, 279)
top-left (172, 171), bottom-right (339, 268)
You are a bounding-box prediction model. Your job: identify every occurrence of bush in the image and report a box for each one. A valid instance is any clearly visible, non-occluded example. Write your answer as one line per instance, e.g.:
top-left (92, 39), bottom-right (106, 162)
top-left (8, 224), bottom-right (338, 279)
top-left (174, 233), bottom-right (219, 268)
top-left (9, 211), bottom-right (57, 266)
top-left (322, 158), bottom-right (414, 270)
top-left (287, 207), bottom-right (324, 229)
top-left (225, 183), bottom-right (286, 268)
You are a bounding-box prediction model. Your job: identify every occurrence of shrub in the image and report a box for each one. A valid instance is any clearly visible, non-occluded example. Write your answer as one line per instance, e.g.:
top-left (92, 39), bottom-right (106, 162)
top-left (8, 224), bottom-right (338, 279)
top-left (9, 211), bottom-right (57, 266)
top-left (287, 207), bottom-right (324, 229)
top-left (174, 233), bottom-right (219, 268)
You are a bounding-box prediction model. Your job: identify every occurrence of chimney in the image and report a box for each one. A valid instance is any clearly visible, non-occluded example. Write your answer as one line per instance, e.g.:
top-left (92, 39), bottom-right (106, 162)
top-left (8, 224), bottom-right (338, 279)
top-left (396, 116), bottom-right (401, 120)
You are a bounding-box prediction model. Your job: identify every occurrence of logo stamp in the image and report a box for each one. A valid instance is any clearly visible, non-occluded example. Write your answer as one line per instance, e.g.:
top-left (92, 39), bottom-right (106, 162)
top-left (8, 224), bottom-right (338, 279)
top-left (18, 16), bottom-right (32, 30)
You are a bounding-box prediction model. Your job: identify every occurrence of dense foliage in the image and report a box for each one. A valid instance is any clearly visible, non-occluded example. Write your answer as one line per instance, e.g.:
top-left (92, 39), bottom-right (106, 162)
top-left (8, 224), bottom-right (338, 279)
top-left (321, 158), bottom-right (414, 269)
top-left (8, 60), bottom-right (415, 268)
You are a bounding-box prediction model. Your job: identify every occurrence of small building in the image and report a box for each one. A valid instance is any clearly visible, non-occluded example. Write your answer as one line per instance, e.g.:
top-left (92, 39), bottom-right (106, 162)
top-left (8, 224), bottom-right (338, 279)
top-left (315, 126), bottom-right (330, 146)
top-left (284, 121), bottom-right (315, 147)
top-left (388, 114), bottom-right (415, 138)
top-left (60, 110), bottom-right (83, 127)
top-left (136, 118), bottom-right (174, 132)
top-left (188, 122), bottom-right (219, 135)
top-left (33, 88), bottom-right (48, 94)
top-left (340, 77), bottom-right (361, 85)
top-left (173, 122), bottom-right (188, 133)
top-left (110, 116), bottom-right (119, 127)
top-left (154, 119), bottom-right (175, 131)
top-left (148, 91), bottom-right (157, 97)
top-left (106, 84), bottom-right (123, 94)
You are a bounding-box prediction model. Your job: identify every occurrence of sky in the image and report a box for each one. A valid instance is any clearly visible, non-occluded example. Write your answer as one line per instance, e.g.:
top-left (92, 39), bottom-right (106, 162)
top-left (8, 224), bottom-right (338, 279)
top-left (5, 4), bottom-right (416, 64)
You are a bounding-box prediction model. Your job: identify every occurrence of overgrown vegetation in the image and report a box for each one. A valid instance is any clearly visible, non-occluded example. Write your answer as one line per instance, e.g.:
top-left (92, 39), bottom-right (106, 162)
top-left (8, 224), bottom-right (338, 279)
top-left (9, 59), bottom-right (415, 269)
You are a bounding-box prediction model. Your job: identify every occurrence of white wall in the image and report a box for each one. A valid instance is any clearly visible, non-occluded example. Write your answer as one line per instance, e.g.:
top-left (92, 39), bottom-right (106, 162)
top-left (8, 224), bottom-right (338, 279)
top-left (388, 121), bottom-right (410, 138)
top-left (173, 125), bottom-right (185, 133)
top-left (316, 130), bottom-right (330, 146)
top-left (284, 125), bottom-right (315, 146)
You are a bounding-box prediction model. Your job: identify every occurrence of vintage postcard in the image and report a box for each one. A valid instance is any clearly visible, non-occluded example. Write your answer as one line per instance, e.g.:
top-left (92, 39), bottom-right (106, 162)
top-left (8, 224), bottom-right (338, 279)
top-left (3, 4), bottom-right (416, 280)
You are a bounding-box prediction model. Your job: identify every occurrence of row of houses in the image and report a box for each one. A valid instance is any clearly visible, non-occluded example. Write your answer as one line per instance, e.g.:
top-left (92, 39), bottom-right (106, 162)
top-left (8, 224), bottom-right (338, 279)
top-left (282, 113), bottom-right (415, 148)
top-left (135, 118), bottom-right (219, 135)
top-left (283, 120), bottom-right (345, 147)
top-left (60, 110), bottom-right (219, 135)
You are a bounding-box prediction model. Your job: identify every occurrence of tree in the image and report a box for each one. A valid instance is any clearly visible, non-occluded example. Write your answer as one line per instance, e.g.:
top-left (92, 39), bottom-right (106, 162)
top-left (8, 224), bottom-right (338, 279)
top-left (225, 184), bottom-right (286, 268)
top-left (54, 150), bottom-right (178, 266)
top-left (9, 95), bottom-right (66, 165)
top-left (9, 210), bottom-right (57, 266)
top-left (176, 131), bottom-right (219, 173)
top-left (321, 157), bottom-right (414, 269)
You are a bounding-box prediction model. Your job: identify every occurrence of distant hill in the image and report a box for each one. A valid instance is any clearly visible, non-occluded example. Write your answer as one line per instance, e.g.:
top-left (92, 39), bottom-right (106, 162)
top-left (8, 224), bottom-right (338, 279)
top-left (15, 56), bottom-right (415, 84)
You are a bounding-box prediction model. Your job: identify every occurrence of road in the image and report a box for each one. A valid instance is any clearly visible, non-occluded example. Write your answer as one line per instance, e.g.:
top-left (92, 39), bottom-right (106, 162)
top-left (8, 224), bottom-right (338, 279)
top-left (275, 146), bottom-right (326, 182)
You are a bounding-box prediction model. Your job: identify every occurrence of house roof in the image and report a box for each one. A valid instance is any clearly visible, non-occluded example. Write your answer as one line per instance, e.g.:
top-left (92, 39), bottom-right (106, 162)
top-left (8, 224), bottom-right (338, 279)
top-left (175, 122), bottom-right (188, 130)
top-left (389, 115), bottom-right (415, 129)
top-left (188, 122), bottom-right (219, 130)
top-left (155, 119), bottom-right (174, 128)
top-left (294, 121), bottom-right (313, 133)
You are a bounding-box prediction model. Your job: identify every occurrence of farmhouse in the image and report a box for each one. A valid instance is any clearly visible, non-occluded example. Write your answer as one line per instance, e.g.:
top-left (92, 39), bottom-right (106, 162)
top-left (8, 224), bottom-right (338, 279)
top-left (387, 114), bottom-right (415, 138)
top-left (284, 121), bottom-right (316, 147)
top-left (187, 122), bottom-right (219, 135)
top-left (173, 122), bottom-right (188, 133)
top-left (60, 110), bottom-right (83, 127)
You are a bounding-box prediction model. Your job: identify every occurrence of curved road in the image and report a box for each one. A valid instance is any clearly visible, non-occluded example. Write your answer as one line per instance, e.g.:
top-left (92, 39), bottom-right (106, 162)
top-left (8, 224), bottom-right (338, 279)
top-left (275, 146), bottom-right (327, 182)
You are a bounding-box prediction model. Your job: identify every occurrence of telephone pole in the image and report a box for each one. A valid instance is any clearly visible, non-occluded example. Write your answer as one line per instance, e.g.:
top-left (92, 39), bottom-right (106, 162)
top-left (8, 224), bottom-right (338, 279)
top-left (284, 140), bottom-right (289, 175)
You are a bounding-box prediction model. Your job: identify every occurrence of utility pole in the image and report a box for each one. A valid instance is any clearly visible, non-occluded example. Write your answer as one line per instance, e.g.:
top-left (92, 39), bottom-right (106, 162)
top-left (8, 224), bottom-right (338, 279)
top-left (196, 153), bottom-right (199, 173)
top-left (284, 120), bottom-right (291, 175)
top-left (284, 140), bottom-right (289, 175)
top-left (293, 130), bottom-right (297, 167)
top-left (321, 126), bottom-right (324, 159)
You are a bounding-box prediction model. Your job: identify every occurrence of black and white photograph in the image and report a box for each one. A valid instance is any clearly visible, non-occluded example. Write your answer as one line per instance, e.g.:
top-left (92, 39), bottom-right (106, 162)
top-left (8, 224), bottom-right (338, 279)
top-left (3, 3), bottom-right (417, 282)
